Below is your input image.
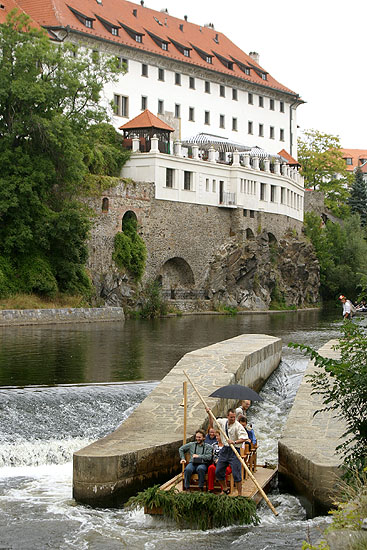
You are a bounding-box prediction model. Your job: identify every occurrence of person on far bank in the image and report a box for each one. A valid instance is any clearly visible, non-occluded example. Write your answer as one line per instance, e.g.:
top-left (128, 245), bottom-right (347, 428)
top-left (179, 429), bottom-right (213, 491)
top-left (206, 408), bottom-right (247, 495)
top-left (339, 295), bottom-right (353, 319)
top-left (235, 400), bottom-right (251, 419)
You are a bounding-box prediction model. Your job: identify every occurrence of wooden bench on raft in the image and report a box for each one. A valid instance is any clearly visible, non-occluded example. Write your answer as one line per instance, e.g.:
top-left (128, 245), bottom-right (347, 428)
top-left (187, 443), bottom-right (258, 493)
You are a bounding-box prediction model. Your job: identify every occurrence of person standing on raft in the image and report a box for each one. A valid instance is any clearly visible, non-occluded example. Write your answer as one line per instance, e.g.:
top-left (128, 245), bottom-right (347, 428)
top-left (206, 408), bottom-right (248, 495)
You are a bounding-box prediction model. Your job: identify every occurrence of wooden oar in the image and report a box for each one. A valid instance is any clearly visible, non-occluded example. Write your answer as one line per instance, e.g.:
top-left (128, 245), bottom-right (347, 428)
top-left (181, 381), bottom-right (187, 482)
top-left (183, 370), bottom-right (278, 517)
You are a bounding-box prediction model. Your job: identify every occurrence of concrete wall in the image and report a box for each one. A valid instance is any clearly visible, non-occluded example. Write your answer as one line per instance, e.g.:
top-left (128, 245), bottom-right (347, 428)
top-left (73, 333), bottom-right (282, 506)
top-left (0, 307), bottom-right (125, 327)
top-left (278, 340), bottom-right (346, 517)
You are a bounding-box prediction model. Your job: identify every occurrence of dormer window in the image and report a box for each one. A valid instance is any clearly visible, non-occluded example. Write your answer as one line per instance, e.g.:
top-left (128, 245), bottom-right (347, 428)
top-left (261, 73), bottom-right (267, 80)
top-left (206, 55), bottom-right (212, 64)
top-left (68, 6), bottom-right (95, 28)
top-left (191, 44), bottom-right (213, 64)
top-left (169, 37), bottom-right (191, 57)
top-left (111, 27), bottom-right (118, 36)
top-left (346, 158), bottom-right (353, 165)
top-left (231, 57), bottom-right (251, 76)
top-left (214, 52), bottom-right (233, 70)
top-left (146, 29), bottom-right (169, 51)
top-left (119, 22), bottom-right (144, 43)
top-left (95, 15), bottom-right (120, 36)
top-left (136, 34), bottom-right (142, 42)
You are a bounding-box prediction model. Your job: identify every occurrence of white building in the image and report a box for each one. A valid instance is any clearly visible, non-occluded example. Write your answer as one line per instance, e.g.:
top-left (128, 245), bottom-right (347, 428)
top-left (14, 0), bottom-right (304, 158)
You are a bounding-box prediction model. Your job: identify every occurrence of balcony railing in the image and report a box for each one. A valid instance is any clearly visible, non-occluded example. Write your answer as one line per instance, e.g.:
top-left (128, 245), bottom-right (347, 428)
top-left (219, 191), bottom-right (236, 206)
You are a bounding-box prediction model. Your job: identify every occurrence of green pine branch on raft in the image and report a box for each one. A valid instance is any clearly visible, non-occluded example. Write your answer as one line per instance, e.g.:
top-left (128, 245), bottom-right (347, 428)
top-left (125, 485), bottom-right (260, 530)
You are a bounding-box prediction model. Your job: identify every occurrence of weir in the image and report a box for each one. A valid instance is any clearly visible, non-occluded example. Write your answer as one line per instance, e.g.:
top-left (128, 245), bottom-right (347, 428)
top-left (278, 340), bottom-right (346, 516)
top-left (73, 333), bottom-right (282, 506)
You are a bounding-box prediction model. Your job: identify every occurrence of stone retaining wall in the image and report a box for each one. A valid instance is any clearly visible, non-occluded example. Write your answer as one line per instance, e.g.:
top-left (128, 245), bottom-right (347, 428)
top-left (0, 307), bottom-right (125, 326)
top-left (278, 340), bottom-right (345, 516)
top-left (73, 333), bottom-right (282, 507)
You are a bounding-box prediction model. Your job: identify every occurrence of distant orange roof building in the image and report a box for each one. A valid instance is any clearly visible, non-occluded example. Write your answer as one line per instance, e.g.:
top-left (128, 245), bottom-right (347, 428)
top-left (278, 149), bottom-right (300, 167)
top-left (341, 149), bottom-right (367, 172)
top-left (0, 0), bottom-right (40, 26)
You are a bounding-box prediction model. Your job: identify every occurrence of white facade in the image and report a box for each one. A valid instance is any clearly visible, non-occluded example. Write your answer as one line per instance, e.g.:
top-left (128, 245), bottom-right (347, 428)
top-left (122, 138), bottom-right (304, 222)
top-left (100, 49), bottom-right (300, 158)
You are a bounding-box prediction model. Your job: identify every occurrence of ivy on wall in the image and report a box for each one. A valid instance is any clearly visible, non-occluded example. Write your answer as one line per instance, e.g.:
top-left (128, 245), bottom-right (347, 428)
top-left (112, 216), bottom-right (147, 281)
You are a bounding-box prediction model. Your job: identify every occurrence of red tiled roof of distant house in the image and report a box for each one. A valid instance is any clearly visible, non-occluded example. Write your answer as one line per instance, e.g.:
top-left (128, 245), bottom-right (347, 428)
top-left (119, 109), bottom-right (174, 131)
top-left (0, 0), bottom-right (41, 26)
top-left (278, 148), bottom-right (299, 165)
top-left (15, 0), bottom-right (300, 97)
top-left (341, 148), bottom-right (367, 171)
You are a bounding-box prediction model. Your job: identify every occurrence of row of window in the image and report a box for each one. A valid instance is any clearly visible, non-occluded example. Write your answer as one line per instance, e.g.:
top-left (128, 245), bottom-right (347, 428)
top-left (165, 170), bottom-right (302, 209)
top-left (114, 94), bottom-right (285, 141)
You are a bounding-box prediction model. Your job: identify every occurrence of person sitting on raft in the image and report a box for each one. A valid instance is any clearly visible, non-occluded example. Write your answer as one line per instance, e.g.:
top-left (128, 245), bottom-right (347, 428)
top-left (206, 408), bottom-right (248, 495)
top-left (207, 430), bottom-right (232, 492)
top-left (235, 399), bottom-right (251, 419)
top-left (238, 415), bottom-right (257, 447)
top-left (179, 429), bottom-right (213, 491)
top-left (205, 427), bottom-right (217, 446)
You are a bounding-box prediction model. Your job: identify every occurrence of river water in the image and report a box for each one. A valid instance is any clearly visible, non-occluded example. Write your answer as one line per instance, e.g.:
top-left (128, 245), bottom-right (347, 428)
top-left (0, 309), bottom-right (344, 549)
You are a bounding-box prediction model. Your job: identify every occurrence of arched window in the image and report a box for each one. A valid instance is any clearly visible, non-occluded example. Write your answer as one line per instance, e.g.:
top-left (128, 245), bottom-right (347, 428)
top-left (122, 210), bottom-right (138, 231)
top-left (102, 197), bottom-right (109, 213)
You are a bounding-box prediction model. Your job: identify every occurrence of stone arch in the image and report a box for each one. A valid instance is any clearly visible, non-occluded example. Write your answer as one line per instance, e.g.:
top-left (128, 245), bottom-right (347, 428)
top-left (122, 210), bottom-right (137, 231)
top-left (159, 257), bottom-right (195, 299)
top-left (268, 232), bottom-right (277, 244)
top-left (102, 197), bottom-right (109, 213)
top-left (246, 228), bottom-right (255, 240)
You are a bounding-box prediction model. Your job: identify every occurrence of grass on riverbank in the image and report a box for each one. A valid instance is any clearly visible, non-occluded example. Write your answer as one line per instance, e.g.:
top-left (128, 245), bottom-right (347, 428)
top-left (0, 293), bottom-right (87, 310)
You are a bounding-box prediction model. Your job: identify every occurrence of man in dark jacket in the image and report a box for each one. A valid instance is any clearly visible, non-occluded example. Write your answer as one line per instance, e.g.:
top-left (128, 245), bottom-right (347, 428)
top-left (179, 429), bottom-right (213, 491)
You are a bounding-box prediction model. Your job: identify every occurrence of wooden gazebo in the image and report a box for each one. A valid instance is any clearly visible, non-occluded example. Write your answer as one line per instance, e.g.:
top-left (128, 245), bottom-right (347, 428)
top-left (119, 110), bottom-right (174, 153)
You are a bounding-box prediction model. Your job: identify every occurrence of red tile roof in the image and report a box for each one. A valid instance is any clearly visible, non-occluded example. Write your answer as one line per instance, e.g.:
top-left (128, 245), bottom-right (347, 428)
top-left (341, 148), bottom-right (367, 171)
top-left (119, 109), bottom-right (174, 131)
top-left (278, 148), bottom-right (299, 165)
top-left (0, 0), bottom-right (40, 26)
top-left (15, 0), bottom-right (299, 96)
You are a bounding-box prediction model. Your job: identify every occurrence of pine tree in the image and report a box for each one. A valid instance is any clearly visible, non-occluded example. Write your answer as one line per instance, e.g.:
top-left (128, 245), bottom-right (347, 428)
top-left (348, 167), bottom-right (367, 225)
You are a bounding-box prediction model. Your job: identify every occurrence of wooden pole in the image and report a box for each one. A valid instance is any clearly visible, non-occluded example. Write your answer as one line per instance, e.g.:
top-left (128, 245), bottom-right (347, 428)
top-left (182, 381), bottom-right (187, 480)
top-left (183, 370), bottom-right (278, 517)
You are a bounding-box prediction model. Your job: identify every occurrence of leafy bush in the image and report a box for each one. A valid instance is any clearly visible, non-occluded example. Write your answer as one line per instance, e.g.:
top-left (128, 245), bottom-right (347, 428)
top-left (0, 256), bottom-right (16, 297)
top-left (125, 485), bottom-right (259, 530)
top-left (16, 255), bottom-right (58, 297)
top-left (289, 322), bottom-right (367, 473)
top-left (140, 280), bottom-right (167, 318)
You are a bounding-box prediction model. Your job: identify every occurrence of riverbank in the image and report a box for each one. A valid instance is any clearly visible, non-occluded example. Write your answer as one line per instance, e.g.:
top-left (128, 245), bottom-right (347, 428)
top-left (0, 307), bottom-right (125, 326)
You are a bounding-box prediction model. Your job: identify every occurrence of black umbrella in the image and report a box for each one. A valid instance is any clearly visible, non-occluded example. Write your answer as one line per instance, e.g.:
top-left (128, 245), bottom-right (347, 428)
top-left (209, 384), bottom-right (263, 401)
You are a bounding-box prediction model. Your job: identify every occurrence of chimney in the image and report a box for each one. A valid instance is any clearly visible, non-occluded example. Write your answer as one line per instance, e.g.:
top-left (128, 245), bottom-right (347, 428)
top-left (184, 15), bottom-right (187, 21)
top-left (140, 0), bottom-right (144, 6)
top-left (249, 51), bottom-right (260, 64)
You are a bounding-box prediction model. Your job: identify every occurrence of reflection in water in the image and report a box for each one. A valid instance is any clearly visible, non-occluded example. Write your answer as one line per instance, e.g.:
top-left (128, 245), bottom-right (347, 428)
top-left (0, 309), bottom-right (340, 387)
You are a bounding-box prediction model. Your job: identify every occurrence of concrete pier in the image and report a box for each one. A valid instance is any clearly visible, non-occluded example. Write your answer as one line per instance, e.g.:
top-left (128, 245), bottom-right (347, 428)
top-left (278, 340), bottom-right (346, 516)
top-left (73, 333), bottom-right (281, 506)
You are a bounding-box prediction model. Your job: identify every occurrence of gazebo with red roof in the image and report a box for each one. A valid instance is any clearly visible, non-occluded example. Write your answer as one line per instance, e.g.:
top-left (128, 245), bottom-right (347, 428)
top-left (119, 110), bottom-right (174, 154)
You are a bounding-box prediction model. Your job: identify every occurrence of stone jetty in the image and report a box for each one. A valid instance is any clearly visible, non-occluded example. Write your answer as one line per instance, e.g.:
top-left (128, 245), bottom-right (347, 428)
top-left (0, 307), bottom-right (124, 326)
top-left (278, 340), bottom-right (346, 516)
top-left (73, 333), bottom-right (281, 506)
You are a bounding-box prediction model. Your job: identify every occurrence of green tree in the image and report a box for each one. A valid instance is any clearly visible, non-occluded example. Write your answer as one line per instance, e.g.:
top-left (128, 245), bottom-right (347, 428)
top-left (298, 129), bottom-right (351, 216)
top-left (0, 12), bottom-right (127, 297)
top-left (348, 167), bottom-right (367, 226)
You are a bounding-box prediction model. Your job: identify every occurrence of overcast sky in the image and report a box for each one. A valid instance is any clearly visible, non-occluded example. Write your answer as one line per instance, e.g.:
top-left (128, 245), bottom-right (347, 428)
top-left (144, 0), bottom-right (366, 149)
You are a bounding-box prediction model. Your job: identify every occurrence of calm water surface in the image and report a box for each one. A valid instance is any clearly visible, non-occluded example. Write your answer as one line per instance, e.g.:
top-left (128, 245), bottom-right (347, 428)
top-left (0, 310), bottom-right (344, 549)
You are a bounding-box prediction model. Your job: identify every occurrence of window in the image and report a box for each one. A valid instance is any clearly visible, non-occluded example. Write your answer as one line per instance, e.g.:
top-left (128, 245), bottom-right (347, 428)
top-left (189, 76), bottom-right (195, 89)
top-left (220, 85), bottom-right (225, 97)
top-left (135, 34), bottom-right (142, 43)
top-left (248, 121), bottom-right (253, 134)
top-left (232, 117), bottom-right (238, 131)
top-left (232, 88), bottom-right (238, 100)
top-left (158, 99), bottom-right (164, 114)
top-left (248, 92), bottom-right (253, 105)
top-left (219, 114), bottom-right (225, 129)
top-left (175, 72), bottom-right (181, 85)
top-left (280, 101), bottom-right (285, 113)
top-left (261, 73), bottom-right (267, 80)
top-left (270, 99), bottom-right (274, 110)
top-left (205, 81), bottom-right (211, 93)
top-left (260, 182), bottom-right (266, 201)
top-left (141, 63), bottom-right (148, 76)
top-left (158, 68), bottom-right (164, 81)
top-left (280, 128), bottom-right (285, 141)
top-left (184, 171), bottom-right (192, 190)
top-left (281, 187), bottom-right (285, 204)
top-left (161, 42), bottom-right (168, 50)
top-left (102, 197), bottom-right (109, 213)
top-left (243, 209), bottom-right (247, 217)
top-left (259, 123), bottom-right (264, 137)
top-left (111, 27), bottom-right (118, 36)
top-left (212, 179), bottom-right (216, 192)
top-left (206, 178), bottom-right (209, 192)
top-left (270, 126), bottom-right (275, 139)
top-left (141, 95), bottom-right (147, 110)
top-left (206, 55), bottom-right (212, 64)
top-left (85, 18), bottom-right (93, 28)
top-left (113, 94), bottom-right (128, 117)
top-left (270, 185), bottom-right (276, 202)
top-left (346, 157), bottom-right (353, 165)
top-left (259, 95), bottom-right (264, 108)
top-left (117, 57), bottom-right (128, 70)
top-left (184, 48), bottom-right (190, 57)
top-left (189, 107), bottom-right (195, 121)
top-left (175, 103), bottom-right (181, 118)
top-left (204, 111), bottom-right (210, 125)
top-left (250, 210), bottom-right (255, 218)
top-left (166, 168), bottom-right (174, 188)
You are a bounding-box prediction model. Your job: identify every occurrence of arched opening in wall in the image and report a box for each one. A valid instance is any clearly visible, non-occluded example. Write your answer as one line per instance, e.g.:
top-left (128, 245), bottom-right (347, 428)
top-left (159, 257), bottom-right (195, 300)
top-left (122, 210), bottom-right (137, 232)
top-left (268, 232), bottom-right (277, 245)
top-left (246, 228), bottom-right (255, 240)
top-left (102, 197), bottom-right (109, 213)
